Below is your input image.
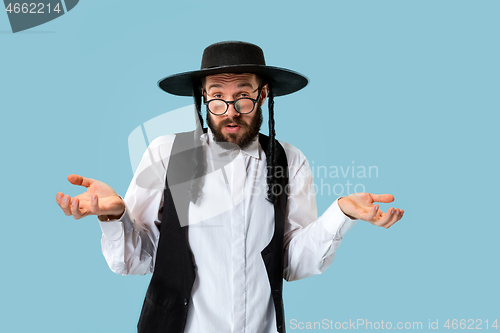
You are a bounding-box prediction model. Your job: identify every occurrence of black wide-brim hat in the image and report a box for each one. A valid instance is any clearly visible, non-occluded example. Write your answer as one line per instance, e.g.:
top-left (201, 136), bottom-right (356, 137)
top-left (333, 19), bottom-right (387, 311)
top-left (158, 41), bottom-right (308, 97)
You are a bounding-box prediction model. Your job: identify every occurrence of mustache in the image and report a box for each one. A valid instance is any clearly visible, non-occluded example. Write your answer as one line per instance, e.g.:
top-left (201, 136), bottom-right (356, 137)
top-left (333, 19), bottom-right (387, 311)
top-left (217, 118), bottom-right (249, 128)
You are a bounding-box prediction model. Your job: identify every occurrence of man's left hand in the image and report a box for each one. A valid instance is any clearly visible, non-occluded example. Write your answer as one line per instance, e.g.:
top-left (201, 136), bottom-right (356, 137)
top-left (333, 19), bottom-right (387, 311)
top-left (338, 193), bottom-right (404, 229)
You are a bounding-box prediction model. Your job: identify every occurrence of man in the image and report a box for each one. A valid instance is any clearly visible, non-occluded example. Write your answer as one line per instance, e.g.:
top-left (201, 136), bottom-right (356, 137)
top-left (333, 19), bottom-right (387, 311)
top-left (56, 41), bottom-right (404, 333)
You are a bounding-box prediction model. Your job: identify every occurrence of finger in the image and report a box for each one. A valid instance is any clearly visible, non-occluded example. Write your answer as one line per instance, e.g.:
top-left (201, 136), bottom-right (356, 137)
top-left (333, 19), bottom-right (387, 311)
top-left (383, 208), bottom-right (401, 229)
top-left (56, 192), bottom-right (64, 205)
top-left (384, 209), bottom-right (401, 229)
top-left (392, 209), bottom-right (405, 225)
top-left (374, 207), bottom-right (396, 227)
top-left (90, 194), bottom-right (100, 215)
top-left (363, 204), bottom-right (380, 222)
top-left (370, 194), bottom-right (395, 203)
top-left (60, 194), bottom-right (72, 216)
top-left (67, 174), bottom-right (93, 188)
top-left (70, 198), bottom-right (84, 219)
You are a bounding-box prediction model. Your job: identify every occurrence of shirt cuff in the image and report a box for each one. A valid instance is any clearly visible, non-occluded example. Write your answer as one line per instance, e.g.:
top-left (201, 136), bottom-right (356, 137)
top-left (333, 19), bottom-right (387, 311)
top-left (98, 203), bottom-right (132, 241)
top-left (321, 198), bottom-right (357, 239)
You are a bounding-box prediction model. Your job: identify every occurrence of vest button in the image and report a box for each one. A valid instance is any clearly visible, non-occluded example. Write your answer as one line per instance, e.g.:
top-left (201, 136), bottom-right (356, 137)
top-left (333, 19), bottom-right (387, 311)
top-left (183, 298), bottom-right (188, 306)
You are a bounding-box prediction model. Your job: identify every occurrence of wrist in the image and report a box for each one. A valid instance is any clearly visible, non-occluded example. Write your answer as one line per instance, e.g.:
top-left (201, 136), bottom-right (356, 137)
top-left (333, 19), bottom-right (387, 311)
top-left (338, 197), bottom-right (356, 220)
top-left (98, 204), bottom-right (125, 222)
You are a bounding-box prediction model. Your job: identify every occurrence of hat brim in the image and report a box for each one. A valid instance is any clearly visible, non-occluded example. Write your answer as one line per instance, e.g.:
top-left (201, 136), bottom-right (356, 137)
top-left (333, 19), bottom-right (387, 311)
top-left (158, 64), bottom-right (308, 97)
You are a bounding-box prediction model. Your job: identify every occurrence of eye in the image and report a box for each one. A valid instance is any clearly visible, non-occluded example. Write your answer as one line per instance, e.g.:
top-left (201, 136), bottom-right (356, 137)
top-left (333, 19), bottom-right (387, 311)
top-left (213, 93), bottom-right (223, 99)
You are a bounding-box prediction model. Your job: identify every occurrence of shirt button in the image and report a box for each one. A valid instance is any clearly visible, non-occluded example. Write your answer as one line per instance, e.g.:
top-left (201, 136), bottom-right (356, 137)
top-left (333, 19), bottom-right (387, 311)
top-left (183, 298), bottom-right (188, 306)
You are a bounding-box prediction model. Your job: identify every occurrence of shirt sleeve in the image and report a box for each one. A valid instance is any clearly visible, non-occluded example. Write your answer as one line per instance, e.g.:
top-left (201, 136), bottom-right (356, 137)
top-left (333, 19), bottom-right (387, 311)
top-left (283, 154), bottom-right (357, 282)
top-left (99, 136), bottom-right (173, 275)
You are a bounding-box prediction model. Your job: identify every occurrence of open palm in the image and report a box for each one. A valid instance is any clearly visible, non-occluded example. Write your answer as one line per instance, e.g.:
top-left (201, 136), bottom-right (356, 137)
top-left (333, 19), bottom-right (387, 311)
top-left (338, 193), bottom-right (404, 229)
top-left (56, 174), bottom-right (125, 220)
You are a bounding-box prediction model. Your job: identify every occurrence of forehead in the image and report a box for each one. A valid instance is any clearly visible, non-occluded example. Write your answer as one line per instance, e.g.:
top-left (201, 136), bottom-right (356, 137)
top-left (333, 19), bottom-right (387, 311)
top-left (204, 73), bottom-right (259, 90)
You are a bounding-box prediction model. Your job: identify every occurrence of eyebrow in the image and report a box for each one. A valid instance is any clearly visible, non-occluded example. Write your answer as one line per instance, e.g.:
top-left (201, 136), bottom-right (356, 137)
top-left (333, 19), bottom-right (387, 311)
top-left (206, 82), bottom-right (255, 91)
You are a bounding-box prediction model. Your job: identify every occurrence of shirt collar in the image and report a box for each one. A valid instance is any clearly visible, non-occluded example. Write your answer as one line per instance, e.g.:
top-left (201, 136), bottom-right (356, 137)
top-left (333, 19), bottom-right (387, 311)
top-left (202, 127), bottom-right (261, 160)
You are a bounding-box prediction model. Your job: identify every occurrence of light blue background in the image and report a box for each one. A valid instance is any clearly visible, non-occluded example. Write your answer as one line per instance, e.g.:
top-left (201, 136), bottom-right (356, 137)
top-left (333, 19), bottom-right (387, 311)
top-left (1, 1), bottom-right (498, 332)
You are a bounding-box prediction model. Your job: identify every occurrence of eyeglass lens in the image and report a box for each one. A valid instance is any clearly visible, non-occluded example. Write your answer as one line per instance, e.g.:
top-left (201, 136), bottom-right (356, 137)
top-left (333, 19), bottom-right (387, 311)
top-left (209, 98), bottom-right (255, 115)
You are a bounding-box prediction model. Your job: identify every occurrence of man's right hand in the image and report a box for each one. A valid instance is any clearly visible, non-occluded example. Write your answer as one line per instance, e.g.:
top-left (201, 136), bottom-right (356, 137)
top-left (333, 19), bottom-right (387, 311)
top-left (56, 174), bottom-right (125, 221)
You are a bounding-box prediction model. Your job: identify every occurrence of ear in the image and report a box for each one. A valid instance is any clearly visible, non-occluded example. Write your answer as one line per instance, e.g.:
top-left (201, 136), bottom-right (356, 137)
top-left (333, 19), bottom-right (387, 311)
top-left (201, 86), bottom-right (207, 101)
top-left (199, 78), bottom-right (207, 99)
top-left (259, 83), bottom-right (269, 105)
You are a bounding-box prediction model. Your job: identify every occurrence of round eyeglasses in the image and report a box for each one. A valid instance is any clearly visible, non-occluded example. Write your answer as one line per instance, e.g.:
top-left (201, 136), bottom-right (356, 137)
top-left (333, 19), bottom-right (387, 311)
top-left (204, 86), bottom-right (263, 115)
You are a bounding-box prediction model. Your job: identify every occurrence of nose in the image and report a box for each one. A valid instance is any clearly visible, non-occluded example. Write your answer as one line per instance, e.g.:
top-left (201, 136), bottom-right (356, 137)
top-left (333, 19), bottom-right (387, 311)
top-left (226, 102), bottom-right (240, 118)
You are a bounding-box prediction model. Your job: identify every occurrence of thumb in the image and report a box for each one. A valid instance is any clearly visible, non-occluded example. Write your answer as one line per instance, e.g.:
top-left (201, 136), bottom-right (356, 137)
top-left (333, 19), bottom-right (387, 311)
top-left (68, 174), bottom-right (93, 188)
top-left (370, 193), bottom-right (395, 203)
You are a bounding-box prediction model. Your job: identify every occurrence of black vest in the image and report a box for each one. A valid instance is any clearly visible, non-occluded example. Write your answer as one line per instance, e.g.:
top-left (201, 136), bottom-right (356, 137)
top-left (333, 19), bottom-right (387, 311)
top-left (137, 131), bottom-right (289, 333)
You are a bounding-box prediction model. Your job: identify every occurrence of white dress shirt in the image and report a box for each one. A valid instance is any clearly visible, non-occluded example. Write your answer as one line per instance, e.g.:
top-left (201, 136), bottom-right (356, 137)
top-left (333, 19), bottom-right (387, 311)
top-left (99, 128), bottom-right (356, 333)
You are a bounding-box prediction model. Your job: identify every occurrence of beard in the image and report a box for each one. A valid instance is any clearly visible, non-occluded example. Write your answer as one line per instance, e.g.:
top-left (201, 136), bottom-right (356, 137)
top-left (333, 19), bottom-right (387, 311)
top-left (206, 105), bottom-right (263, 150)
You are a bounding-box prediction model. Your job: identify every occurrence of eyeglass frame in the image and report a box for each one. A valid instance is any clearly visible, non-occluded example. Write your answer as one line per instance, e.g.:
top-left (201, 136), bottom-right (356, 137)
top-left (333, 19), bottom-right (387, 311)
top-left (202, 85), bottom-right (264, 116)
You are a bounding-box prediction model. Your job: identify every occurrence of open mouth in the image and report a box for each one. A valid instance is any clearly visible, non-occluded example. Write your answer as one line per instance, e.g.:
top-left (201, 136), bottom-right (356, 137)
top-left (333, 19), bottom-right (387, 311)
top-left (225, 124), bottom-right (241, 133)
